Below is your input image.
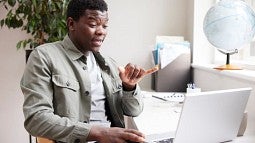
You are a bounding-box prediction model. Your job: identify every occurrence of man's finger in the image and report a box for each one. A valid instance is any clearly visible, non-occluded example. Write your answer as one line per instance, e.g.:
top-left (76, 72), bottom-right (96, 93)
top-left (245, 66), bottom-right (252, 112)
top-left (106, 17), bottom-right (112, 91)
top-left (122, 130), bottom-right (145, 142)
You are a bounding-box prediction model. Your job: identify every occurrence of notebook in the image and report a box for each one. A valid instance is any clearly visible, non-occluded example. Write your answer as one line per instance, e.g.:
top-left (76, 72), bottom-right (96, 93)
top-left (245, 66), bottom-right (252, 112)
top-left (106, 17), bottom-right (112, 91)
top-left (135, 88), bottom-right (251, 143)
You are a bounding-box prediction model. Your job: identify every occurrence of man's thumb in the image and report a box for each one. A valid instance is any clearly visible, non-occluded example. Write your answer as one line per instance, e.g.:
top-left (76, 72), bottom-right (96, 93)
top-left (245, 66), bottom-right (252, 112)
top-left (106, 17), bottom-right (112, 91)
top-left (118, 66), bottom-right (125, 73)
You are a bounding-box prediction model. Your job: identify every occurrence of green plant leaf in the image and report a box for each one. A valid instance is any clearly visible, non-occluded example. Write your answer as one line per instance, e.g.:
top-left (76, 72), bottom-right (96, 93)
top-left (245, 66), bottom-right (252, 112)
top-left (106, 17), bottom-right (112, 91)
top-left (17, 19), bottom-right (23, 27)
top-left (16, 40), bottom-right (22, 49)
top-left (1, 0), bottom-right (69, 50)
top-left (32, 0), bottom-right (36, 8)
top-left (0, 19), bottom-right (4, 27)
top-left (7, 0), bottom-right (16, 7)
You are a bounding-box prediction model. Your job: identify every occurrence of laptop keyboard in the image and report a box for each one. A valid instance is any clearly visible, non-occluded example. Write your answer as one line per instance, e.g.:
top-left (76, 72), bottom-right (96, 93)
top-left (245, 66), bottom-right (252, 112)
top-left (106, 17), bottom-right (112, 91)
top-left (152, 138), bottom-right (173, 143)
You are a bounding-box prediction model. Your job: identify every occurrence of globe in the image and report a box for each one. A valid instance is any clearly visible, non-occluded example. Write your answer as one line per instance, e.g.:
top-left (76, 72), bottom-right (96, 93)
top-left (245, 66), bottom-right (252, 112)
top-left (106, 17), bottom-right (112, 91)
top-left (203, 0), bottom-right (255, 69)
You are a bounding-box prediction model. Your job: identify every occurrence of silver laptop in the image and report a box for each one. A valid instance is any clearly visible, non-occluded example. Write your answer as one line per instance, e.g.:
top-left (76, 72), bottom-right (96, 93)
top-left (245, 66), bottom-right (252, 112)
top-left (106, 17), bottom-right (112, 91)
top-left (136, 88), bottom-right (251, 143)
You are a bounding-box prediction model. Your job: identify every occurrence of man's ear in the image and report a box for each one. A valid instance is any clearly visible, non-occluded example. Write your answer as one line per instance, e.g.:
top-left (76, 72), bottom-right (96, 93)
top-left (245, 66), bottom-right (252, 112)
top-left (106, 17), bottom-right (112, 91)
top-left (67, 17), bottom-right (75, 31)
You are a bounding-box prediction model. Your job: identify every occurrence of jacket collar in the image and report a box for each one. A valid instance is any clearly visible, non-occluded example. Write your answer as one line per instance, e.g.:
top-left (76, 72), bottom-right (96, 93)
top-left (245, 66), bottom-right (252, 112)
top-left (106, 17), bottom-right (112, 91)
top-left (93, 51), bottom-right (110, 73)
top-left (62, 35), bottom-right (84, 61)
top-left (61, 35), bottom-right (110, 72)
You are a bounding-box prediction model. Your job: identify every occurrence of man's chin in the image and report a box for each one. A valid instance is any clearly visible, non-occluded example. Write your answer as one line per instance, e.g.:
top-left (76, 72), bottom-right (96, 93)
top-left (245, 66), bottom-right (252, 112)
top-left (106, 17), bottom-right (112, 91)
top-left (91, 47), bottom-right (101, 52)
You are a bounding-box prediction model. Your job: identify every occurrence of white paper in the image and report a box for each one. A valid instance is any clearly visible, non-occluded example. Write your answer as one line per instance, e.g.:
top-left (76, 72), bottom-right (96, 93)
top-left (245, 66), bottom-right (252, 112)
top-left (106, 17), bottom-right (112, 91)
top-left (159, 42), bottom-right (190, 69)
top-left (153, 36), bottom-right (190, 69)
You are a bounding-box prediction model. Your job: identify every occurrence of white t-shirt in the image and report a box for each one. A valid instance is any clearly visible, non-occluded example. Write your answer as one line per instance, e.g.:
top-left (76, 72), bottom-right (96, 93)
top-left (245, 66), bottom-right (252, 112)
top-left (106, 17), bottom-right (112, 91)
top-left (86, 52), bottom-right (111, 128)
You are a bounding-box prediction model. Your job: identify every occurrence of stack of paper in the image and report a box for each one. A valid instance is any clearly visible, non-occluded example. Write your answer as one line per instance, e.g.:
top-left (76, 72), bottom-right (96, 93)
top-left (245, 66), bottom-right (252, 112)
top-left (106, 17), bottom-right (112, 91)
top-left (152, 36), bottom-right (190, 69)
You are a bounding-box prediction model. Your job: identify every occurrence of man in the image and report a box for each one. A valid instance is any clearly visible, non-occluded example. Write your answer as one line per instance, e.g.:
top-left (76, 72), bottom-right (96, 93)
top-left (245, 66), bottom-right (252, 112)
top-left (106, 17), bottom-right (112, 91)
top-left (20, 0), bottom-right (155, 142)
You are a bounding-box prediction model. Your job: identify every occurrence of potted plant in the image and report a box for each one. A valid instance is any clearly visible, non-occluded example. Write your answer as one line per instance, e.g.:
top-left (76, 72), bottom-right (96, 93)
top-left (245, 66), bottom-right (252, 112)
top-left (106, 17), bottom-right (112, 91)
top-left (0, 0), bottom-right (69, 61)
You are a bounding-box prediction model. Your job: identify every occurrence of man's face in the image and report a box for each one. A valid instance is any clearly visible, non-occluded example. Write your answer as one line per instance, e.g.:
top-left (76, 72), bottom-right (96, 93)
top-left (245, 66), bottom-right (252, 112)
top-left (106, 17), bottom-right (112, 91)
top-left (68, 10), bottom-right (108, 53)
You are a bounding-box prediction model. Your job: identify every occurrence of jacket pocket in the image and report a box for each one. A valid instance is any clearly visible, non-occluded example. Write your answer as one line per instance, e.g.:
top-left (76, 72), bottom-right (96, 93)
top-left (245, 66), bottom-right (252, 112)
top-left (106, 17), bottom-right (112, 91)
top-left (52, 75), bottom-right (80, 117)
top-left (52, 74), bottom-right (80, 91)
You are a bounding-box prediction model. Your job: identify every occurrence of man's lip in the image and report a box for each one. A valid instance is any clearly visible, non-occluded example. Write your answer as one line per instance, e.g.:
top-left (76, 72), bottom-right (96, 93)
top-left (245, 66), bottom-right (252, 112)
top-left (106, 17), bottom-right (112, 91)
top-left (93, 38), bottom-right (104, 41)
top-left (92, 39), bottom-right (103, 46)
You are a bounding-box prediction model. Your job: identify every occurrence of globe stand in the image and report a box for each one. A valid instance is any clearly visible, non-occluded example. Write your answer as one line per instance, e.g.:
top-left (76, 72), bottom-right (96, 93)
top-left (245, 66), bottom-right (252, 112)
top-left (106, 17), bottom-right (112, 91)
top-left (214, 53), bottom-right (242, 70)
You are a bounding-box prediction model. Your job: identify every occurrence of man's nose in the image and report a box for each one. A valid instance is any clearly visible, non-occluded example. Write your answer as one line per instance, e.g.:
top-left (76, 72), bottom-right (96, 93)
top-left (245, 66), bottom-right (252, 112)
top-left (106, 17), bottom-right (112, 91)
top-left (96, 26), bottom-right (106, 35)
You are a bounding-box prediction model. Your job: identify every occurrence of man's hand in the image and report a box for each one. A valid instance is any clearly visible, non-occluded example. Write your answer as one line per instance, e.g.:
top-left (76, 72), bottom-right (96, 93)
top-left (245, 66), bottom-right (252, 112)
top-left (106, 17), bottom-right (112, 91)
top-left (118, 63), bottom-right (159, 91)
top-left (118, 63), bottom-right (146, 91)
top-left (87, 126), bottom-right (145, 143)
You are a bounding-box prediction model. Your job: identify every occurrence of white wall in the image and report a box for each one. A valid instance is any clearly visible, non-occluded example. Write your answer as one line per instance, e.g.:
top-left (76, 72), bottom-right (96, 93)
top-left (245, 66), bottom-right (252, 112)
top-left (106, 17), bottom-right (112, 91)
top-left (0, 9), bottom-right (28, 143)
top-left (102, 0), bottom-right (188, 89)
top-left (0, 1), bottom-right (188, 142)
top-left (192, 0), bottom-right (215, 64)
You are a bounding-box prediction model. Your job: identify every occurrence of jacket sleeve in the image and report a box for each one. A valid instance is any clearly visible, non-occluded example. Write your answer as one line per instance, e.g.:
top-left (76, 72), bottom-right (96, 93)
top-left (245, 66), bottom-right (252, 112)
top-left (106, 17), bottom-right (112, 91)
top-left (20, 48), bottom-right (90, 143)
top-left (106, 56), bottom-right (144, 117)
top-left (121, 85), bottom-right (144, 117)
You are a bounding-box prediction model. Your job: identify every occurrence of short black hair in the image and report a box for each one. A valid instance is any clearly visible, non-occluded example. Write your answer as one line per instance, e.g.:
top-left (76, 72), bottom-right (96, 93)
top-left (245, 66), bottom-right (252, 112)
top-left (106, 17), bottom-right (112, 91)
top-left (67, 0), bottom-right (108, 21)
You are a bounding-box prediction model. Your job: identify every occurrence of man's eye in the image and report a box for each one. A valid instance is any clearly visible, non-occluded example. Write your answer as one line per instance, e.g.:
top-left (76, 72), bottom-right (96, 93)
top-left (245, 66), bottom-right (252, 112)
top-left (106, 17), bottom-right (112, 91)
top-left (89, 24), bottom-right (97, 27)
top-left (103, 25), bottom-right (108, 29)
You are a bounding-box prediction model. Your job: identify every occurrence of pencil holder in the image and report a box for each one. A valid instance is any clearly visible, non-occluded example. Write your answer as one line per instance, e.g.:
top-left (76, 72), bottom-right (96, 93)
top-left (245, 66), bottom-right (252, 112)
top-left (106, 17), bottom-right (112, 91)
top-left (186, 88), bottom-right (201, 93)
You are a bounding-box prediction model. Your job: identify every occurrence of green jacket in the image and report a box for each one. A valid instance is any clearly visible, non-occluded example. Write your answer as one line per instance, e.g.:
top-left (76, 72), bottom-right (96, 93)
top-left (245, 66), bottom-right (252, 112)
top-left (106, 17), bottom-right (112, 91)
top-left (20, 36), bottom-right (144, 143)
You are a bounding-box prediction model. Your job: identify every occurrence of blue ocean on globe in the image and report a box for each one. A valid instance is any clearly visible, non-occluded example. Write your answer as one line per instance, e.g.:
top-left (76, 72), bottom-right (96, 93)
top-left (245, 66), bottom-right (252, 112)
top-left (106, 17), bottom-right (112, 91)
top-left (203, 0), bottom-right (255, 53)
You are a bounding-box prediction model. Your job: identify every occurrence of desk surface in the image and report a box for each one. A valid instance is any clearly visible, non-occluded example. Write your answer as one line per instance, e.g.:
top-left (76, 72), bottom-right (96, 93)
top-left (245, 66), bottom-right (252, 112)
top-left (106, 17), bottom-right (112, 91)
top-left (132, 92), bottom-right (255, 143)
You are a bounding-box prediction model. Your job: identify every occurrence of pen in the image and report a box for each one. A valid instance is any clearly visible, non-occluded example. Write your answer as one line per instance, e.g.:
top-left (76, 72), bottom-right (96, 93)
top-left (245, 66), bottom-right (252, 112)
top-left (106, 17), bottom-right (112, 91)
top-left (187, 83), bottom-right (192, 88)
top-left (187, 83), bottom-right (196, 89)
top-left (192, 83), bottom-right (195, 89)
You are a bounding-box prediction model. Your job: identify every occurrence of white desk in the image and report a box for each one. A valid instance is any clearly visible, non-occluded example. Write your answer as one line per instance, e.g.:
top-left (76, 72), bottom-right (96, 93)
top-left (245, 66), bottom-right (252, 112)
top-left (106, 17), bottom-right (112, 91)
top-left (131, 92), bottom-right (255, 143)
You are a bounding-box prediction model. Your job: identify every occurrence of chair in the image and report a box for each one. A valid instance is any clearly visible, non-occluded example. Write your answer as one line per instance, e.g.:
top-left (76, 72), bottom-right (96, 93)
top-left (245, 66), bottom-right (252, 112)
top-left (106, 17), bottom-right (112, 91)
top-left (37, 137), bottom-right (54, 143)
